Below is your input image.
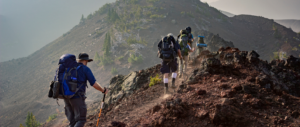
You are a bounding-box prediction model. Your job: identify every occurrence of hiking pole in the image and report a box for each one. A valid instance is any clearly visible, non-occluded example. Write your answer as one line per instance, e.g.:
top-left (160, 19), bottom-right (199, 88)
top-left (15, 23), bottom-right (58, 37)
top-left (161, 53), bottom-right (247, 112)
top-left (96, 93), bottom-right (106, 127)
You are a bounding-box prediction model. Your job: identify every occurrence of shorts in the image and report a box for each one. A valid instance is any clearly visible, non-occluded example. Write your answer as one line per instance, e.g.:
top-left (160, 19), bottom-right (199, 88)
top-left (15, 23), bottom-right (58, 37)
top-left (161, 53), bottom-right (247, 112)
top-left (160, 58), bottom-right (178, 74)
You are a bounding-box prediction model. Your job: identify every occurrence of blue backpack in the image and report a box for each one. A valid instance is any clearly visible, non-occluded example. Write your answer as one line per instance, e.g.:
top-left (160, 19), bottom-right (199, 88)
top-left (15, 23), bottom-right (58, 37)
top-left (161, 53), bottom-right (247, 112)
top-left (55, 54), bottom-right (84, 99)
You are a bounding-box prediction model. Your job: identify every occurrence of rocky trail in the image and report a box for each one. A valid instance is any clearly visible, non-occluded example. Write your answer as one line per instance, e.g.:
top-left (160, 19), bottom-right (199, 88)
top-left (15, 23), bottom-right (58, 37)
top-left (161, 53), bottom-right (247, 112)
top-left (45, 47), bottom-right (300, 127)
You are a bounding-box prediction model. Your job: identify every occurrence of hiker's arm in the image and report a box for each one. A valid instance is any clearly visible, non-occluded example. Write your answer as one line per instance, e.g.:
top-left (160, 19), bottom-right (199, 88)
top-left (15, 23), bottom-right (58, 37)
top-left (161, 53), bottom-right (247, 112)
top-left (93, 82), bottom-right (108, 94)
top-left (187, 44), bottom-right (195, 52)
top-left (177, 49), bottom-right (182, 59)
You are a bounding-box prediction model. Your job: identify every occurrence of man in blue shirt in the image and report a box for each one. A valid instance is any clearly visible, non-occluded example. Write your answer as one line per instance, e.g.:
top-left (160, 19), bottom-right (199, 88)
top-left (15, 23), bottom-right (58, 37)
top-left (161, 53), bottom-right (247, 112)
top-left (64, 53), bottom-right (108, 127)
top-left (186, 26), bottom-right (194, 61)
top-left (158, 33), bottom-right (182, 94)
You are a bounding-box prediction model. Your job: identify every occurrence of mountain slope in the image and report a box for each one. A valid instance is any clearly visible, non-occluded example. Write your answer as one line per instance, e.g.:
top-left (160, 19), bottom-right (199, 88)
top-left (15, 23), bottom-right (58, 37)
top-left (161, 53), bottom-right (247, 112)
top-left (45, 47), bottom-right (300, 127)
top-left (275, 19), bottom-right (300, 33)
top-left (0, 0), bottom-right (299, 126)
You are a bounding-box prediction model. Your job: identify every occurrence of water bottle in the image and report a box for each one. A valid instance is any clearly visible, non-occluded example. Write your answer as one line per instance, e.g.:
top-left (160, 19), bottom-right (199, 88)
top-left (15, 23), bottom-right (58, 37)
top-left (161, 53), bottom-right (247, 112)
top-left (69, 77), bottom-right (78, 92)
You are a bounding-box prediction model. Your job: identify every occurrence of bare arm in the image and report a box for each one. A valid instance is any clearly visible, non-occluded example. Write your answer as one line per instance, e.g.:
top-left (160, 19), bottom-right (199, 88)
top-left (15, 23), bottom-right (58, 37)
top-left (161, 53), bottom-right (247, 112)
top-left (92, 82), bottom-right (108, 94)
top-left (177, 49), bottom-right (182, 59)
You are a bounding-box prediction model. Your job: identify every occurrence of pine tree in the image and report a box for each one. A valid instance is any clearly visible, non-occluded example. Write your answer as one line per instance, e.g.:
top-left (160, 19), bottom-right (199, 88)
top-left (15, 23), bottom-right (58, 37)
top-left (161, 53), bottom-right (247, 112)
top-left (25, 112), bottom-right (41, 127)
top-left (80, 14), bottom-right (85, 23)
top-left (94, 52), bottom-right (101, 63)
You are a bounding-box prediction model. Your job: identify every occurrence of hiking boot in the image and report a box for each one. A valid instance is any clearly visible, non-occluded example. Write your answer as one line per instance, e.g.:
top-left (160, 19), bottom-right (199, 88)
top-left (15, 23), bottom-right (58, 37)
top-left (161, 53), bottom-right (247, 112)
top-left (171, 78), bottom-right (176, 89)
top-left (164, 87), bottom-right (169, 94)
top-left (164, 83), bottom-right (169, 94)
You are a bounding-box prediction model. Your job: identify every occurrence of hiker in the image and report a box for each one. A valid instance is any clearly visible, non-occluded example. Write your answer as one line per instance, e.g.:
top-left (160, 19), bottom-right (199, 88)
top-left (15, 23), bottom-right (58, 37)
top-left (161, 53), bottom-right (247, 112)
top-left (197, 36), bottom-right (207, 57)
top-left (177, 29), bottom-right (195, 78)
top-left (186, 27), bottom-right (195, 60)
top-left (62, 53), bottom-right (108, 127)
top-left (158, 33), bottom-right (182, 94)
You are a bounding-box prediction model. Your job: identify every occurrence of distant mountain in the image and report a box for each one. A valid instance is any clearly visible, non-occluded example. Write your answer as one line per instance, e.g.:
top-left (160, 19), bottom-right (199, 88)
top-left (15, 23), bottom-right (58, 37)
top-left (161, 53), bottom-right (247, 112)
top-left (220, 10), bottom-right (235, 17)
top-left (275, 19), bottom-right (300, 32)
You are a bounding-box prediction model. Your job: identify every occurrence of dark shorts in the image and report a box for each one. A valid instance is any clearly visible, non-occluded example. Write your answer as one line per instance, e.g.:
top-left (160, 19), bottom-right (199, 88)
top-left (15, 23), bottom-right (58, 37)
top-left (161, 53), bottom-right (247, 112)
top-left (160, 58), bottom-right (178, 74)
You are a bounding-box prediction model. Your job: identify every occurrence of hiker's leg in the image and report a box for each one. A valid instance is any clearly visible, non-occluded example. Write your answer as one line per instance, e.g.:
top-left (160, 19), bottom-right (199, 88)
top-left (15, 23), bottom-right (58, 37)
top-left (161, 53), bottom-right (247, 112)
top-left (170, 59), bottom-right (178, 88)
top-left (160, 61), bottom-right (171, 94)
top-left (178, 58), bottom-right (183, 77)
top-left (64, 99), bottom-right (76, 127)
top-left (183, 55), bottom-right (188, 73)
top-left (70, 97), bottom-right (87, 127)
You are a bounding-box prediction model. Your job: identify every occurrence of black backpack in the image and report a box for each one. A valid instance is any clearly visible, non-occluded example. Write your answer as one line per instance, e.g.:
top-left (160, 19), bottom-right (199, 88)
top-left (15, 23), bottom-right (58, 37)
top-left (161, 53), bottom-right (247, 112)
top-left (159, 36), bottom-right (176, 61)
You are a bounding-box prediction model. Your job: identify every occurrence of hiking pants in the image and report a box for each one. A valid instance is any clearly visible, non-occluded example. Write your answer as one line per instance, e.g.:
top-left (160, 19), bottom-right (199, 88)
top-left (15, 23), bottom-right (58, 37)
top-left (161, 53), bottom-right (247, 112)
top-left (178, 55), bottom-right (188, 75)
top-left (64, 97), bottom-right (87, 127)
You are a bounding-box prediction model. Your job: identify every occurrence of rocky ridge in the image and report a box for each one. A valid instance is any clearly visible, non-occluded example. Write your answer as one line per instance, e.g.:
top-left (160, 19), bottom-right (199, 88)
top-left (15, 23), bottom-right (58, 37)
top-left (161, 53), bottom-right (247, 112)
top-left (80, 47), bottom-right (300, 127)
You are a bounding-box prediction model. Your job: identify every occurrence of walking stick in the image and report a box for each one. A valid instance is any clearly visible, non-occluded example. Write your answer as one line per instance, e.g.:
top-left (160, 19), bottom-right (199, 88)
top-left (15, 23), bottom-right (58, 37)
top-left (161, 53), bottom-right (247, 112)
top-left (96, 94), bottom-right (106, 127)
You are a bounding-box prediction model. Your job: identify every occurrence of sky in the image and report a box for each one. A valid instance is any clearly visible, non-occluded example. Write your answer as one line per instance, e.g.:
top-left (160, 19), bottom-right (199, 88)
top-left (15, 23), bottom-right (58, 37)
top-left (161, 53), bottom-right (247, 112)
top-left (0, 0), bottom-right (114, 62)
top-left (201, 0), bottom-right (300, 19)
top-left (0, 0), bottom-right (299, 62)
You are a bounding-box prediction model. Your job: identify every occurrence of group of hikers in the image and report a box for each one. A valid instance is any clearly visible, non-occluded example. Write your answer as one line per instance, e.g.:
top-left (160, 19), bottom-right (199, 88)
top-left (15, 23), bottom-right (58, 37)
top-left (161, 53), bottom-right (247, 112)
top-left (48, 26), bottom-right (206, 127)
top-left (158, 26), bottom-right (206, 94)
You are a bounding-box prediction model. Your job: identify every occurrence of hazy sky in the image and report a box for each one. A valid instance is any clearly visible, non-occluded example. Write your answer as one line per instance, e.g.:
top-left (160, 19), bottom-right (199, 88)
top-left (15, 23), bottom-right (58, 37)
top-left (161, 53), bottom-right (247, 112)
top-left (0, 0), bottom-right (114, 62)
top-left (0, 0), bottom-right (299, 62)
top-left (201, 0), bottom-right (300, 19)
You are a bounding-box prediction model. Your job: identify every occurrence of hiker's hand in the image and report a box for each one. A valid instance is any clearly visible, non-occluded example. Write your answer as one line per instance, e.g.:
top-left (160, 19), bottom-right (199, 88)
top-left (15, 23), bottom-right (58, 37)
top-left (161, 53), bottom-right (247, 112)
top-left (102, 87), bottom-right (109, 94)
top-left (190, 48), bottom-right (195, 52)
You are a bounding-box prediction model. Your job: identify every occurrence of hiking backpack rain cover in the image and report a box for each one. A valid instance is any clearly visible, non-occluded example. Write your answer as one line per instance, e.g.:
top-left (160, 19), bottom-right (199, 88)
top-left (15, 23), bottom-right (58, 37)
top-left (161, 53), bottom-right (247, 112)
top-left (159, 36), bottom-right (175, 61)
top-left (50, 54), bottom-right (84, 99)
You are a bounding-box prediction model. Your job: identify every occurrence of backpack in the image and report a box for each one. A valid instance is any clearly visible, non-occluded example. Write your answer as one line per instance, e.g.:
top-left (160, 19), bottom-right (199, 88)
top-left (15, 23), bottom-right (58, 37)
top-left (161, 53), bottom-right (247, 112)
top-left (159, 36), bottom-right (176, 61)
top-left (48, 54), bottom-right (85, 100)
top-left (178, 34), bottom-right (190, 56)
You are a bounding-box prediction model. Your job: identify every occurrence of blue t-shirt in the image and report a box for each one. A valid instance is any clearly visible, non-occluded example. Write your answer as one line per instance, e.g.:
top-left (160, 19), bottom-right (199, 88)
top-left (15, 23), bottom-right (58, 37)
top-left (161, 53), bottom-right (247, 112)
top-left (75, 63), bottom-right (96, 97)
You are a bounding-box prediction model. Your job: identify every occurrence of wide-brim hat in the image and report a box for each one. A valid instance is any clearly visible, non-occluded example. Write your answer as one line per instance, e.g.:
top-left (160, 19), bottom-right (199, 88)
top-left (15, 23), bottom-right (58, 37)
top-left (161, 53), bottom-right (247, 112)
top-left (77, 53), bottom-right (93, 62)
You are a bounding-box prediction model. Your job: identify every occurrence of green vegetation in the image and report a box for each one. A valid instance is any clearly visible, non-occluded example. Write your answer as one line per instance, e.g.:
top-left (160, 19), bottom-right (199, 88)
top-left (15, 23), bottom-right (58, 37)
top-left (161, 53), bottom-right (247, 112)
top-left (117, 55), bottom-right (125, 61)
top-left (292, 47), bottom-right (298, 51)
top-left (149, 74), bottom-right (161, 87)
top-left (272, 52), bottom-right (279, 60)
top-left (99, 55), bottom-right (113, 66)
top-left (126, 36), bottom-right (148, 45)
top-left (150, 14), bottom-right (164, 19)
top-left (107, 8), bottom-right (120, 23)
top-left (94, 52), bottom-right (101, 62)
top-left (46, 114), bottom-right (57, 122)
top-left (274, 28), bottom-right (282, 39)
top-left (19, 124), bottom-right (24, 127)
top-left (97, 3), bottom-right (111, 15)
top-left (102, 33), bottom-right (112, 56)
top-left (111, 67), bottom-right (118, 75)
top-left (186, 12), bottom-right (195, 18)
top-left (87, 13), bottom-right (93, 19)
top-left (128, 54), bottom-right (143, 64)
top-left (25, 112), bottom-right (41, 127)
top-left (80, 14), bottom-right (85, 23)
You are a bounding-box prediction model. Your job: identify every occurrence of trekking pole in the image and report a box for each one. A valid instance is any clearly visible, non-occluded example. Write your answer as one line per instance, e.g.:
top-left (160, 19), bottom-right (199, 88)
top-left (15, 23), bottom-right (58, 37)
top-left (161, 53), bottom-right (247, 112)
top-left (96, 93), bottom-right (106, 127)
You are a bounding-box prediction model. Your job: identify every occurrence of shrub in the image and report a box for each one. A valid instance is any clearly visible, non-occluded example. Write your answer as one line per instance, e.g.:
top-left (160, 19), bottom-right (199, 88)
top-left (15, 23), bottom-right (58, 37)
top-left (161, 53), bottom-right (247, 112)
top-left (87, 13), bottom-right (93, 19)
top-left (117, 55), bottom-right (125, 61)
top-left (186, 12), bottom-right (194, 18)
top-left (111, 67), bottom-right (117, 75)
top-left (128, 54), bottom-right (143, 64)
top-left (46, 114), bottom-right (57, 122)
top-left (149, 74), bottom-right (161, 87)
top-left (150, 14), bottom-right (164, 19)
top-left (25, 112), bottom-right (41, 127)
top-left (126, 36), bottom-right (148, 45)
top-left (99, 55), bottom-right (113, 66)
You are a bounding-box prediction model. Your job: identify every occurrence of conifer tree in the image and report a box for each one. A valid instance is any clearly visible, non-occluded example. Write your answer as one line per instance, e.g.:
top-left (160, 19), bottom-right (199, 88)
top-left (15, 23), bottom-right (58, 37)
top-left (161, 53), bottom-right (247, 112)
top-left (25, 112), bottom-right (41, 127)
top-left (94, 52), bottom-right (101, 63)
